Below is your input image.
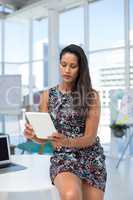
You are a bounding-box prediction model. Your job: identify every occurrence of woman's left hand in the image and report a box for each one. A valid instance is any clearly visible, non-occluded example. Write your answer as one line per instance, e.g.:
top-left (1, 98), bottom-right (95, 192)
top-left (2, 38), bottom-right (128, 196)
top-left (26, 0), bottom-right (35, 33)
top-left (48, 132), bottom-right (68, 149)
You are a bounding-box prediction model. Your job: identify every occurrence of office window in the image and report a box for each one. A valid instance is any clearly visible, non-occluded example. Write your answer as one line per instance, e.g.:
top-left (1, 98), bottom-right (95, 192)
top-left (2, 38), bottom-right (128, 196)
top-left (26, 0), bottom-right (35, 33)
top-left (5, 116), bottom-right (20, 136)
top-left (3, 19), bottom-right (28, 100)
top-left (59, 7), bottom-right (84, 46)
top-left (130, 48), bottom-right (133, 88)
top-left (33, 18), bottom-right (48, 60)
top-left (5, 63), bottom-right (29, 97)
top-left (89, 49), bottom-right (125, 90)
top-left (89, 49), bottom-right (125, 144)
top-left (130, 0), bottom-right (133, 45)
top-left (89, 0), bottom-right (124, 50)
top-left (0, 63), bottom-right (1, 75)
top-left (0, 21), bottom-right (1, 63)
top-left (3, 63), bottom-right (29, 137)
top-left (33, 18), bottom-right (48, 89)
top-left (131, 48), bottom-right (133, 66)
top-left (0, 116), bottom-right (3, 133)
top-left (0, 21), bottom-right (2, 74)
top-left (5, 21), bottom-right (29, 62)
top-left (33, 61), bottom-right (44, 90)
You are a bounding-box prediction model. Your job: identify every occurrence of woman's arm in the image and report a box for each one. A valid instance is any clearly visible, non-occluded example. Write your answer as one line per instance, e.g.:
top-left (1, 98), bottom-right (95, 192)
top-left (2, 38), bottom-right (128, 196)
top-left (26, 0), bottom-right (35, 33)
top-left (24, 90), bottom-right (49, 144)
top-left (51, 92), bottom-right (100, 149)
top-left (38, 90), bottom-right (49, 112)
top-left (68, 92), bottom-right (100, 148)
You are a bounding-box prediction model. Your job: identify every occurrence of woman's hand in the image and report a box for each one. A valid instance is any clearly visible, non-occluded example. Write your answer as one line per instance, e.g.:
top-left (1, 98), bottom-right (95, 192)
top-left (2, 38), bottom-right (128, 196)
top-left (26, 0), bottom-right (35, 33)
top-left (49, 132), bottom-right (68, 149)
top-left (24, 124), bottom-right (36, 140)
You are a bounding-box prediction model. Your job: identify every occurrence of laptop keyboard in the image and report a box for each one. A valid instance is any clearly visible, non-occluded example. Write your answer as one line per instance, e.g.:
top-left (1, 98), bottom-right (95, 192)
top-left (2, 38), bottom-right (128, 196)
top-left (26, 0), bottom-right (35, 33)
top-left (0, 162), bottom-right (15, 168)
top-left (0, 163), bottom-right (26, 174)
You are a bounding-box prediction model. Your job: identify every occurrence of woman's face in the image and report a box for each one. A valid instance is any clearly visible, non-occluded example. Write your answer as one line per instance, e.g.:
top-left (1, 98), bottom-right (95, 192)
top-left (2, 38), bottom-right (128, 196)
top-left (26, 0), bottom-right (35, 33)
top-left (60, 53), bottom-right (79, 84)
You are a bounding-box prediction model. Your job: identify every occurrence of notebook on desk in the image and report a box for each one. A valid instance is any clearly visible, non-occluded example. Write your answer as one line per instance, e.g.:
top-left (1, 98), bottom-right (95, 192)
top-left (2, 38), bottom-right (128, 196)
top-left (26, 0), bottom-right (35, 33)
top-left (0, 134), bottom-right (26, 174)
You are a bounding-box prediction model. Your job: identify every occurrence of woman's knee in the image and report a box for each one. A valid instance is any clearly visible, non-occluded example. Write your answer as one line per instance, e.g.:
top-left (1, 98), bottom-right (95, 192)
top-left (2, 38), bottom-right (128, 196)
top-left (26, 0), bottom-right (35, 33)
top-left (60, 188), bottom-right (82, 200)
top-left (54, 172), bottom-right (82, 200)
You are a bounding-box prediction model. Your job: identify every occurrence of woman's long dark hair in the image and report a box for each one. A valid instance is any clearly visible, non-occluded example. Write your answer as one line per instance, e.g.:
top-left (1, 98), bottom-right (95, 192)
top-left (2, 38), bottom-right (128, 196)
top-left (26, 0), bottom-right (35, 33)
top-left (60, 44), bottom-right (96, 117)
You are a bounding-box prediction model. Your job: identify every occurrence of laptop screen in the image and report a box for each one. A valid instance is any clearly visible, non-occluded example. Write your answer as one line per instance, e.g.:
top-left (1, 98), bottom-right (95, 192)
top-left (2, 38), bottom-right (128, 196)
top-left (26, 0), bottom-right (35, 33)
top-left (0, 135), bottom-right (10, 163)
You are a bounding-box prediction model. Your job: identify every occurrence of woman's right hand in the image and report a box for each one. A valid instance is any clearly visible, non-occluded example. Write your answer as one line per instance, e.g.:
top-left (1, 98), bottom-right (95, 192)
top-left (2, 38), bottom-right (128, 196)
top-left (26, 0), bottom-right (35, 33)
top-left (24, 124), bottom-right (36, 140)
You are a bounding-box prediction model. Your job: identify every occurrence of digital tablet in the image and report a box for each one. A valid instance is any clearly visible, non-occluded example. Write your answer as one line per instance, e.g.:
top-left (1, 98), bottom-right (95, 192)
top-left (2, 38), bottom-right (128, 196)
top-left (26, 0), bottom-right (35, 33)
top-left (25, 112), bottom-right (56, 139)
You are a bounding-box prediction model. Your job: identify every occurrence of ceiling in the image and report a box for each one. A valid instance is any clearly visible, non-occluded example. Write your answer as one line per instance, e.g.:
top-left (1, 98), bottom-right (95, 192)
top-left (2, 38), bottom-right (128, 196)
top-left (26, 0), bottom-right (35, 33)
top-left (0, 0), bottom-right (39, 10)
top-left (0, 0), bottom-right (98, 21)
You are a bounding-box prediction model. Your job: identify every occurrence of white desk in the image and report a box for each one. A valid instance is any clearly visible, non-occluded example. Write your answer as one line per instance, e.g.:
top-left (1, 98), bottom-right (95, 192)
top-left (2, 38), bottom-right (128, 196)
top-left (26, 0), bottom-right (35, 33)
top-left (0, 155), bottom-right (60, 200)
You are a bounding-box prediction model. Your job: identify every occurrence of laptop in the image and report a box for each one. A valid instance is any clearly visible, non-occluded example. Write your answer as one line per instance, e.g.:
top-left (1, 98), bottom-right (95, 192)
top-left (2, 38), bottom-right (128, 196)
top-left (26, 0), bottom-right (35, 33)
top-left (0, 134), bottom-right (26, 173)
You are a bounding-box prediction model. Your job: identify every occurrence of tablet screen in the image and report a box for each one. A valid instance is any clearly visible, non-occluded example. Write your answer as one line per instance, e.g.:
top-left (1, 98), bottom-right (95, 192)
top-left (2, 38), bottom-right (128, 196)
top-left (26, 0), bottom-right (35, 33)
top-left (25, 112), bottom-right (56, 139)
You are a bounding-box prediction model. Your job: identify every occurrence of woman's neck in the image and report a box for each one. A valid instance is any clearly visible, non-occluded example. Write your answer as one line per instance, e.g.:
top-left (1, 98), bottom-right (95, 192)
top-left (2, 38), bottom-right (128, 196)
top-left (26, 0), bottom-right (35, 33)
top-left (59, 82), bottom-right (73, 93)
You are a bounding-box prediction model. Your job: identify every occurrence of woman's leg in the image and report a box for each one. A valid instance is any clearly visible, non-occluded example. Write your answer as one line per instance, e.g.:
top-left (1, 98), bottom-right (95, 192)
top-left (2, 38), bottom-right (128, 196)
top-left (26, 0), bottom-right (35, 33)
top-left (54, 172), bottom-right (82, 200)
top-left (82, 181), bottom-right (104, 200)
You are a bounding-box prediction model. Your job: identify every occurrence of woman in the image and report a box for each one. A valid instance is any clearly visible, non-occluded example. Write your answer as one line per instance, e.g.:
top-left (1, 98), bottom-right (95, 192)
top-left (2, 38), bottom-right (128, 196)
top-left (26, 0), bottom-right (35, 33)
top-left (24, 44), bottom-right (107, 200)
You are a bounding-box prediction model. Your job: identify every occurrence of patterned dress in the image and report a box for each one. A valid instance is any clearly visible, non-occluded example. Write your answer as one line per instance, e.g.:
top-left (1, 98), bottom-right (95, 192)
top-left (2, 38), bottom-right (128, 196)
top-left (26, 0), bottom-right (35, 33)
top-left (48, 86), bottom-right (107, 192)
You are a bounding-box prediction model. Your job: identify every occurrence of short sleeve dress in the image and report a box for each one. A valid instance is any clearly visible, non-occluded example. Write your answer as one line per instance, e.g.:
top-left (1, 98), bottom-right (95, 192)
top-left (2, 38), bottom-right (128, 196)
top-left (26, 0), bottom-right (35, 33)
top-left (48, 86), bottom-right (107, 192)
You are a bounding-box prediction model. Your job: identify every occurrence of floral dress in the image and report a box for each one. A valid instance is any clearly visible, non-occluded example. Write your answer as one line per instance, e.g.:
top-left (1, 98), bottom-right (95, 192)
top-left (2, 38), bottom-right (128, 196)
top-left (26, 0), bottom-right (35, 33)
top-left (48, 86), bottom-right (107, 192)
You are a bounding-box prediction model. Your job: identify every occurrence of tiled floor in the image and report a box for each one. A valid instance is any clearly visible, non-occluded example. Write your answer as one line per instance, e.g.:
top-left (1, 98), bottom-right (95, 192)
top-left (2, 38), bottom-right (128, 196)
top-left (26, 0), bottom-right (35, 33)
top-left (104, 156), bottom-right (133, 200)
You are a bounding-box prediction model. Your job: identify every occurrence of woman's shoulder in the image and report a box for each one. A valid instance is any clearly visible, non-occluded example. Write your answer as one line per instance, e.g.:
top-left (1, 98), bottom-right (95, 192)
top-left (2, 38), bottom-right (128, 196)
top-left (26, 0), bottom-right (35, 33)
top-left (41, 85), bottom-right (57, 93)
top-left (38, 86), bottom-right (57, 111)
top-left (40, 85), bottom-right (58, 97)
top-left (40, 89), bottom-right (48, 97)
top-left (88, 88), bottom-right (100, 98)
top-left (87, 88), bottom-right (100, 107)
